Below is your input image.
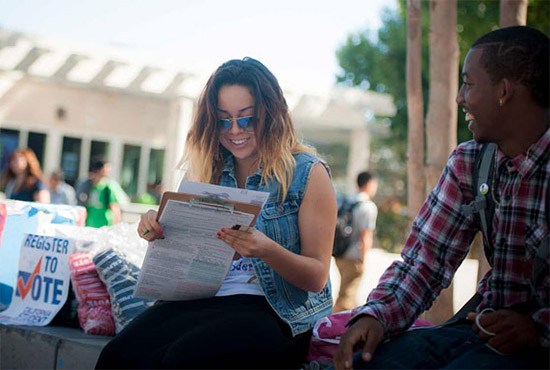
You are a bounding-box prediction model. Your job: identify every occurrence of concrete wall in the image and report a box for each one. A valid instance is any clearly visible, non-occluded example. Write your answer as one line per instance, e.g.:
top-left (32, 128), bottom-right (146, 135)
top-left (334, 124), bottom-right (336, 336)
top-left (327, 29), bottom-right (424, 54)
top-left (0, 76), bottom-right (191, 196)
top-left (0, 79), bottom-right (172, 143)
top-left (0, 324), bottom-right (111, 369)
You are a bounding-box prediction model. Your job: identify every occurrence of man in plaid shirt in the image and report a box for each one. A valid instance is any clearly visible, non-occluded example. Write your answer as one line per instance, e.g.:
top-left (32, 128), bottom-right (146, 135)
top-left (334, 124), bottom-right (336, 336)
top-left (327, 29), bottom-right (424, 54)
top-left (335, 26), bottom-right (549, 369)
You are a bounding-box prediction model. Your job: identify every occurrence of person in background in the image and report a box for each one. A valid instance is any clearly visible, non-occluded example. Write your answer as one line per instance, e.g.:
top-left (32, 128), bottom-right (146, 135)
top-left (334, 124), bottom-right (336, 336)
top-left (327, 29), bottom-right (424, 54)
top-left (76, 156), bottom-right (122, 228)
top-left (0, 148), bottom-right (49, 203)
top-left (334, 26), bottom-right (549, 370)
top-left (334, 171), bottom-right (378, 313)
top-left (96, 57), bottom-right (337, 369)
top-left (152, 181), bottom-right (163, 204)
top-left (48, 169), bottom-right (76, 205)
top-left (136, 181), bottom-right (163, 205)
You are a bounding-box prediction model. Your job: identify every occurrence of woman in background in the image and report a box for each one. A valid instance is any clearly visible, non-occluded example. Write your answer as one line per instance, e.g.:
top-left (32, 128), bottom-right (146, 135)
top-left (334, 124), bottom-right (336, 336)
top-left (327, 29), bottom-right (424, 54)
top-left (96, 57), bottom-right (337, 369)
top-left (0, 148), bottom-right (49, 203)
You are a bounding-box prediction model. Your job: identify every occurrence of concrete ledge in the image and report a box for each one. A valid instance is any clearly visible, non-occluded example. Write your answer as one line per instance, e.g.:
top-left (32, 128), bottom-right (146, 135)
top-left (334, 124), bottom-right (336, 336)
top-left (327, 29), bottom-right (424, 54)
top-left (0, 324), bottom-right (112, 369)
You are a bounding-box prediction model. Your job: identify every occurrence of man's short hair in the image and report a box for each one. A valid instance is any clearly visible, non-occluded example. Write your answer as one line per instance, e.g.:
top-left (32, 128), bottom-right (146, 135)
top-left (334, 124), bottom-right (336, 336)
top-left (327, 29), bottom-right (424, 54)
top-left (50, 169), bottom-right (65, 181)
top-left (357, 171), bottom-right (376, 188)
top-left (472, 26), bottom-right (549, 108)
top-left (90, 156), bottom-right (109, 173)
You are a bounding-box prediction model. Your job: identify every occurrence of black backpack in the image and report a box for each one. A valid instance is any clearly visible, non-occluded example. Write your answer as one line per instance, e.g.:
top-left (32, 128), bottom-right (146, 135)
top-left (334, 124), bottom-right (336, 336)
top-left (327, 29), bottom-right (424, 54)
top-left (332, 199), bottom-right (360, 258)
top-left (76, 179), bottom-right (111, 209)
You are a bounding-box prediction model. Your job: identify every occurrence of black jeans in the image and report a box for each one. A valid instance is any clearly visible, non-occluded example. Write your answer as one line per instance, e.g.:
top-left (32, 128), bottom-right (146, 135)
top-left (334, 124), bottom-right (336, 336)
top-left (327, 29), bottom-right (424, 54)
top-left (95, 295), bottom-right (311, 369)
top-left (349, 320), bottom-right (549, 369)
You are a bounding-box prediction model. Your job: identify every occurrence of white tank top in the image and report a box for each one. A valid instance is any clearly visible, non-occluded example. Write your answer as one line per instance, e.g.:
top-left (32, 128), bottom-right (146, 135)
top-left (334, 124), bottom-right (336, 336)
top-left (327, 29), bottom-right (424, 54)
top-left (215, 256), bottom-right (264, 297)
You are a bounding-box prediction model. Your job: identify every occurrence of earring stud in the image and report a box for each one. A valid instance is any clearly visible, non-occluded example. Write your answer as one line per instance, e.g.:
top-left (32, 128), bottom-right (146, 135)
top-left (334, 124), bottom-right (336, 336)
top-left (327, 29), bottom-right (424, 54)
top-left (499, 99), bottom-right (503, 106)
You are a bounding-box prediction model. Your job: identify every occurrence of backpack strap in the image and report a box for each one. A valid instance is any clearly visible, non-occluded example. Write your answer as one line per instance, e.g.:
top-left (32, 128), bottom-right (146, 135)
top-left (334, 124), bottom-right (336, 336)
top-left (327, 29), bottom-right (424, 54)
top-left (448, 291), bottom-right (483, 321)
top-left (462, 143), bottom-right (497, 264)
top-left (446, 143), bottom-right (496, 323)
top-left (76, 178), bottom-right (93, 207)
top-left (452, 148), bottom-right (549, 321)
top-left (104, 182), bottom-right (111, 209)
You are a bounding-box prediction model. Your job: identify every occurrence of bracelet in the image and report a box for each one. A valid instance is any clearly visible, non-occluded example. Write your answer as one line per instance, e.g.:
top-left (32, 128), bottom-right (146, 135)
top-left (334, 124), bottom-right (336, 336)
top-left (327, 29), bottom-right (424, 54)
top-left (475, 307), bottom-right (496, 336)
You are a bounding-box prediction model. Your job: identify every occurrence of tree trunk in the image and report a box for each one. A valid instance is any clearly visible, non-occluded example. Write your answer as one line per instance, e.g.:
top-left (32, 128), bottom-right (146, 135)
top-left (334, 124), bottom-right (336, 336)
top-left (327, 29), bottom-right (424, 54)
top-left (500, 0), bottom-right (528, 27)
top-left (406, 0), bottom-right (425, 230)
top-left (422, 0), bottom-right (459, 325)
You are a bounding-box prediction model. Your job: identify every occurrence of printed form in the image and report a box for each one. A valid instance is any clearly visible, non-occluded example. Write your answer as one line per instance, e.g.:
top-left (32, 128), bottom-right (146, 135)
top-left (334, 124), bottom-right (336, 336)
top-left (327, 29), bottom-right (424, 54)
top-left (134, 182), bottom-right (269, 301)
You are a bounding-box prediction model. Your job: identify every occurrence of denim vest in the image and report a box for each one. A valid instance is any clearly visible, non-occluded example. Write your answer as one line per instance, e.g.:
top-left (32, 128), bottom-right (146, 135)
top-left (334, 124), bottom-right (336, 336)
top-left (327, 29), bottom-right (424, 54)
top-left (218, 152), bottom-right (333, 336)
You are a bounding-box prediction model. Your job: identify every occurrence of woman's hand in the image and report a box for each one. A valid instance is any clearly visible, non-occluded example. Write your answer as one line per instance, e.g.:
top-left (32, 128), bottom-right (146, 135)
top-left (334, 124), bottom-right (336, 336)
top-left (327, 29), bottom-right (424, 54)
top-left (217, 227), bottom-right (275, 259)
top-left (137, 210), bottom-right (164, 241)
top-left (216, 163), bottom-right (337, 292)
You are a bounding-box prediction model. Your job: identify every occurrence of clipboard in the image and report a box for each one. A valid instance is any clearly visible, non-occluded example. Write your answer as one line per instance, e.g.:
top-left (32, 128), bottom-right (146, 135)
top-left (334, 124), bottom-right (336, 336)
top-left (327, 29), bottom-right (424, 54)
top-left (157, 191), bottom-right (262, 228)
top-left (134, 189), bottom-right (266, 301)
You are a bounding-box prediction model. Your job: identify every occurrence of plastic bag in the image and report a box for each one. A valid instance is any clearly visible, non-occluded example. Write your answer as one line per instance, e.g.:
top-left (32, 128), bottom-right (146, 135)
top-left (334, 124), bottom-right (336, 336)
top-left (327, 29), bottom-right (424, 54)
top-left (51, 222), bottom-right (148, 267)
top-left (93, 248), bottom-right (154, 333)
top-left (69, 253), bottom-right (115, 336)
top-left (307, 310), bottom-right (433, 363)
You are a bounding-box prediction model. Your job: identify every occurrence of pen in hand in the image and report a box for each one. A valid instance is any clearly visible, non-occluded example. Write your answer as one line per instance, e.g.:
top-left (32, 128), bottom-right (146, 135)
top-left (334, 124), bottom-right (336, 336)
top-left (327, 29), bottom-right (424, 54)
top-left (231, 224), bottom-right (253, 233)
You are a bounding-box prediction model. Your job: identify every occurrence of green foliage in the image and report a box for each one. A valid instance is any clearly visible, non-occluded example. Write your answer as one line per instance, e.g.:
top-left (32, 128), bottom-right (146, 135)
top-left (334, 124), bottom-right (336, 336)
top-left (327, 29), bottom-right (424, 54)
top-left (375, 207), bottom-right (409, 253)
top-left (310, 141), bottom-right (350, 180)
top-left (337, 8), bottom-right (415, 145)
top-left (527, 0), bottom-right (550, 36)
top-left (137, 192), bottom-right (158, 205)
top-left (335, 0), bottom-right (549, 251)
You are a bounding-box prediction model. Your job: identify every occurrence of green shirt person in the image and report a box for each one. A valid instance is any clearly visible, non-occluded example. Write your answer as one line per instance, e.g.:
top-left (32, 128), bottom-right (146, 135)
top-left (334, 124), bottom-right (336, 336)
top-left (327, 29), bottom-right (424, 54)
top-left (77, 156), bottom-right (123, 228)
top-left (85, 178), bottom-right (124, 227)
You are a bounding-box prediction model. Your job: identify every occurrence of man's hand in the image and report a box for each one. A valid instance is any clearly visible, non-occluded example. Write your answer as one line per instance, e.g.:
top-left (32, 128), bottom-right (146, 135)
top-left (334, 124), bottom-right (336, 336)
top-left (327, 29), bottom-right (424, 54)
top-left (334, 315), bottom-right (384, 370)
top-left (467, 309), bottom-right (538, 354)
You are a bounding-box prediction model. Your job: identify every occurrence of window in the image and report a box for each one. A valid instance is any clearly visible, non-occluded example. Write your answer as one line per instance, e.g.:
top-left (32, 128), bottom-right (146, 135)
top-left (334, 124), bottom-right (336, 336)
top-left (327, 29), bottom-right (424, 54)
top-left (27, 132), bottom-right (47, 168)
top-left (0, 129), bottom-right (20, 172)
top-left (121, 144), bottom-right (141, 199)
top-left (148, 149), bottom-right (165, 186)
top-left (61, 137), bottom-right (82, 186)
top-left (145, 148), bottom-right (165, 204)
top-left (89, 140), bottom-right (110, 171)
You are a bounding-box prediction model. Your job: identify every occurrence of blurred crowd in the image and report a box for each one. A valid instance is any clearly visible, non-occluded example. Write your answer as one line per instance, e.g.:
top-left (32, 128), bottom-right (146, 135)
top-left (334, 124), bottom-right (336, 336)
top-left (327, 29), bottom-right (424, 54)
top-left (0, 148), bottom-right (132, 228)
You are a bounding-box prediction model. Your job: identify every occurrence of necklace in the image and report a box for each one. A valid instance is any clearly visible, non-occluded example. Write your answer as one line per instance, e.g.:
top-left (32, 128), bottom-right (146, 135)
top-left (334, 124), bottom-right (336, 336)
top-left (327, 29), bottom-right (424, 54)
top-left (490, 146), bottom-right (532, 207)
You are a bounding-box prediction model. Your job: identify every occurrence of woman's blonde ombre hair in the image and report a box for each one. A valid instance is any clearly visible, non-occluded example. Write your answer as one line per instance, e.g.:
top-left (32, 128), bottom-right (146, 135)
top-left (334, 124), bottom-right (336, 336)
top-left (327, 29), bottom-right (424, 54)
top-left (179, 57), bottom-right (315, 201)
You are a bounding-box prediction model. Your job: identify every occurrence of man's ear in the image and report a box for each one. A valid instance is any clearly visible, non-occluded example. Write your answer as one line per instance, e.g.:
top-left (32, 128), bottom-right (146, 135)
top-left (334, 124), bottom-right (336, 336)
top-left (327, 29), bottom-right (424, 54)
top-left (499, 78), bottom-right (514, 106)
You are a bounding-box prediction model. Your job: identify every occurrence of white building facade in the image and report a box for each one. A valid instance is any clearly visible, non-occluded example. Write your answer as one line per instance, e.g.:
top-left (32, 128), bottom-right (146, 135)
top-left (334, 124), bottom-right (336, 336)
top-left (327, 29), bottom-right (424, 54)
top-left (0, 28), bottom-right (395, 201)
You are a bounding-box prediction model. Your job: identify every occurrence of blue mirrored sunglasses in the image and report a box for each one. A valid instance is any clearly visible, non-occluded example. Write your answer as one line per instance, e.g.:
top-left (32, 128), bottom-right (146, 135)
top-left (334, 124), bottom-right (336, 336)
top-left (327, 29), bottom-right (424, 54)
top-left (218, 116), bottom-right (254, 132)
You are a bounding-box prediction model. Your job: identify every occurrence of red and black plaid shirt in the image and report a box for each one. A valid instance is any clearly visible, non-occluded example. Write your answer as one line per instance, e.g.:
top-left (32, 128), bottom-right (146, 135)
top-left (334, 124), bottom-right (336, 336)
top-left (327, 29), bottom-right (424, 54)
top-left (353, 128), bottom-right (550, 347)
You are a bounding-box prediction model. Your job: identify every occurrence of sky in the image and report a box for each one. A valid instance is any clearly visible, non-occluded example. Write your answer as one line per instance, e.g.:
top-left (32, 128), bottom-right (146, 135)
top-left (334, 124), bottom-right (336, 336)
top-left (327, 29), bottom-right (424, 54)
top-left (0, 0), bottom-right (397, 93)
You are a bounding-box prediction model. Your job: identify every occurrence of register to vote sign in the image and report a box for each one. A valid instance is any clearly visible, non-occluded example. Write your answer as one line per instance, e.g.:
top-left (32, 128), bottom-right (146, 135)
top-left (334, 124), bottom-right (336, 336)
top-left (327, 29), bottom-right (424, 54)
top-left (0, 234), bottom-right (75, 326)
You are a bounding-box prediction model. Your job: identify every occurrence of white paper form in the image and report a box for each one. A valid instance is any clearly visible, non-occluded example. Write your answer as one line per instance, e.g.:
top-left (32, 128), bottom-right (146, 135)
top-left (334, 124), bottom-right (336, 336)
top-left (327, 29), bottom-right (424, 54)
top-left (133, 199), bottom-right (254, 301)
top-left (178, 180), bottom-right (269, 207)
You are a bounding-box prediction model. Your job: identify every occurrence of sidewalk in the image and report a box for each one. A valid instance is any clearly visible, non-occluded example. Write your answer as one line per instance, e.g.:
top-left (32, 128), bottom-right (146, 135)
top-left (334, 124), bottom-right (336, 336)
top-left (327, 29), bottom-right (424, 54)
top-left (330, 248), bottom-right (479, 313)
top-left (0, 324), bottom-right (111, 369)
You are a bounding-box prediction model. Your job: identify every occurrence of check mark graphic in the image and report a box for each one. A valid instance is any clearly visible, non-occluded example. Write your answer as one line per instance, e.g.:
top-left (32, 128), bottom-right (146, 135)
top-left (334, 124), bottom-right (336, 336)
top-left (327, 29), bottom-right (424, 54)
top-left (17, 257), bottom-right (42, 300)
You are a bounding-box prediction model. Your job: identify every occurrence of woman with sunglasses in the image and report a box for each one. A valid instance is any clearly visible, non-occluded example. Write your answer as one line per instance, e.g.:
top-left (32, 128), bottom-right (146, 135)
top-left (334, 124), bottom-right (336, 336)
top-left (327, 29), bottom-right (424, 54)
top-left (96, 57), bottom-right (337, 369)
